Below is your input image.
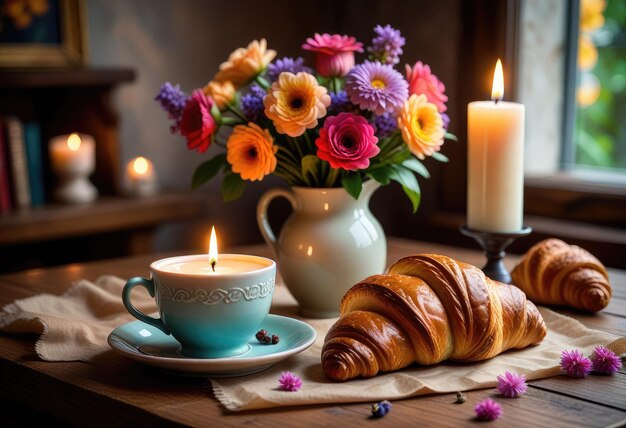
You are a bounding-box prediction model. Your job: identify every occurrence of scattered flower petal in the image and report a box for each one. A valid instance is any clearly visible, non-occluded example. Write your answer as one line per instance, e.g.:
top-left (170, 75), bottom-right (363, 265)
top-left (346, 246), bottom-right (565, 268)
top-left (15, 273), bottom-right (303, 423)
top-left (590, 346), bottom-right (622, 375)
top-left (474, 398), bottom-right (502, 421)
top-left (496, 371), bottom-right (528, 398)
top-left (278, 371), bottom-right (302, 392)
top-left (560, 349), bottom-right (593, 378)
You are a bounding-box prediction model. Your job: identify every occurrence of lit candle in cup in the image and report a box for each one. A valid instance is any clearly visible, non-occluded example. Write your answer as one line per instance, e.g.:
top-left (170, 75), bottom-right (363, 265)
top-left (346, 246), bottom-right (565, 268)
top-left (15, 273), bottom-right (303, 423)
top-left (124, 156), bottom-right (158, 197)
top-left (122, 225), bottom-right (277, 358)
top-left (49, 133), bottom-right (98, 204)
top-left (162, 226), bottom-right (266, 275)
top-left (467, 59), bottom-right (525, 232)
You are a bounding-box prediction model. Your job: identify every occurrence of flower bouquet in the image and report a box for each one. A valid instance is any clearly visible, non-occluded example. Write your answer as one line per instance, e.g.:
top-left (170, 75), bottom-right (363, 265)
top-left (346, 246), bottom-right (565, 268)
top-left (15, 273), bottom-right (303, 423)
top-left (156, 25), bottom-right (456, 212)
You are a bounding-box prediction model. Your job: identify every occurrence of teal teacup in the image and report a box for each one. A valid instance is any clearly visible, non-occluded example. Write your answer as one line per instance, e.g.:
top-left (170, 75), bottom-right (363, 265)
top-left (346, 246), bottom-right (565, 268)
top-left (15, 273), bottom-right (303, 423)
top-left (122, 254), bottom-right (276, 358)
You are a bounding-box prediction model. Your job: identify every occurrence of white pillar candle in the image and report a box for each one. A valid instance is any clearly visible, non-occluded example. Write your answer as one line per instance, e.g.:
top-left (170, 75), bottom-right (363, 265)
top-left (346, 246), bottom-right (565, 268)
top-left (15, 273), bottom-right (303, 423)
top-left (467, 60), bottom-right (525, 232)
top-left (49, 133), bottom-right (95, 173)
top-left (49, 133), bottom-right (98, 203)
top-left (124, 156), bottom-right (158, 197)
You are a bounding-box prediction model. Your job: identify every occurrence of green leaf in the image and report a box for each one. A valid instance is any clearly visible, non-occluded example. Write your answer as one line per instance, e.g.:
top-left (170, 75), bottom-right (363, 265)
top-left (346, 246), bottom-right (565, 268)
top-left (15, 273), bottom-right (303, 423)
top-left (402, 157), bottom-right (430, 179)
top-left (341, 172), bottom-right (363, 199)
top-left (431, 152), bottom-right (449, 163)
top-left (210, 102), bottom-right (222, 124)
top-left (221, 172), bottom-right (246, 202)
top-left (301, 155), bottom-right (320, 187)
top-left (389, 165), bottom-right (421, 213)
top-left (444, 132), bottom-right (458, 142)
top-left (191, 153), bottom-right (227, 189)
top-left (366, 164), bottom-right (394, 185)
top-left (387, 149), bottom-right (412, 164)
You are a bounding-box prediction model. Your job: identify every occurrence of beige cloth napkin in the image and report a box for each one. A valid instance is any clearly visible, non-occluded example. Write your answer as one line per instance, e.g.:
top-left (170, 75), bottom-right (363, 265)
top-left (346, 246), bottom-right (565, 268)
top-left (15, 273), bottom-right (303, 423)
top-left (212, 284), bottom-right (626, 411)
top-left (0, 276), bottom-right (155, 361)
top-left (1, 275), bottom-right (625, 412)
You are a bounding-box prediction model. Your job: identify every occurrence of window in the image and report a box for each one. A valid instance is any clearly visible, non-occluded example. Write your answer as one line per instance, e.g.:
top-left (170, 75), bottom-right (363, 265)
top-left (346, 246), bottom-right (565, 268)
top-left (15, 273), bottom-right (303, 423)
top-left (573, 0), bottom-right (626, 171)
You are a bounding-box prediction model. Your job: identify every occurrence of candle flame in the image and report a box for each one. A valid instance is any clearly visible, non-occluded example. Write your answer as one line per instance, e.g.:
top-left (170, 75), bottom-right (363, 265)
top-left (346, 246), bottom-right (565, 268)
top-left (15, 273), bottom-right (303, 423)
top-left (491, 59), bottom-right (504, 102)
top-left (208, 226), bottom-right (218, 269)
top-left (132, 156), bottom-right (150, 175)
top-left (67, 133), bottom-right (82, 151)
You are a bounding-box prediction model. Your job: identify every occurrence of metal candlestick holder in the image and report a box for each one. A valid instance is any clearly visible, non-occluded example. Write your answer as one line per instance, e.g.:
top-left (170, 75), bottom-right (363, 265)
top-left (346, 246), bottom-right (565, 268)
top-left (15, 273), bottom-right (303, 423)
top-left (460, 225), bottom-right (532, 284)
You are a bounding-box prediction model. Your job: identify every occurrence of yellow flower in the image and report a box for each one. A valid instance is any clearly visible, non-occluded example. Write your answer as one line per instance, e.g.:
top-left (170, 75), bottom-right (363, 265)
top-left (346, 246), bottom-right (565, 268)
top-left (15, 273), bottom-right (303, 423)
top-left (398, 94), bottom-right (445, 160)
top-left (203, 80), bottom-right (235, 111)
top-left (580, 0), bottom-right (605, 33)
top-left (214, 39), bottom-right (276, 88)
top-left (577, 72), bottom-right (601, 107)
top-left (264, 72), bottom-right (331, 137)
top-left (578, 34), bottom-right (598, 71)
top-left (226, 123), bottom-right (277, 181)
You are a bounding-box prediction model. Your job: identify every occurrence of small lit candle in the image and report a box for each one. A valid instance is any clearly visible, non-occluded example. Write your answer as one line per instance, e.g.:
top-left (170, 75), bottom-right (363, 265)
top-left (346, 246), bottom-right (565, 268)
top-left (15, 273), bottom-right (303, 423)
top-left (124, 156), bottom-right (158, 197)
top-left (467, 59), bottom-right (525, 232)
top-left (49, 133), bottom-right (98, 203)
top-left (159, 226), bottom-right (269, 275)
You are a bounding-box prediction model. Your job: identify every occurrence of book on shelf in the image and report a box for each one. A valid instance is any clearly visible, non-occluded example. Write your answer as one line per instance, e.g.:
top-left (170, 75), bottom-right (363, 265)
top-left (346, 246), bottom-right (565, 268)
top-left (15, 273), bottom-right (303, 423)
top-left (0, 118), bottom-right (12, 213)
top-left (24, 122), bottom-right (45, 206)
top-left (4, 116), bottom-right (31, 209)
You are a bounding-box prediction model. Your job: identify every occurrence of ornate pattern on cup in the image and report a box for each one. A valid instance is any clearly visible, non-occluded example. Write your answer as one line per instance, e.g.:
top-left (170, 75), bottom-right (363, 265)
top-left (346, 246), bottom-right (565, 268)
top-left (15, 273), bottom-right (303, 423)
top-left (161, 279), bottom-right (275, 305)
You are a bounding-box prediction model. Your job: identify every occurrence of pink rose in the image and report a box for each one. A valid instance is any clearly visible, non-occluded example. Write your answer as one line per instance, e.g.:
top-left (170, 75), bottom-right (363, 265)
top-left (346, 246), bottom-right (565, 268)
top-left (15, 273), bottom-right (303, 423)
top-left (302, 33), bottom-right (363, 77)
top-left (405, 61), bottom-right (448, 113)
top-left (316, 112), bottom-right (379, 170)
top-left (180, 90), bottom-right (217, 153)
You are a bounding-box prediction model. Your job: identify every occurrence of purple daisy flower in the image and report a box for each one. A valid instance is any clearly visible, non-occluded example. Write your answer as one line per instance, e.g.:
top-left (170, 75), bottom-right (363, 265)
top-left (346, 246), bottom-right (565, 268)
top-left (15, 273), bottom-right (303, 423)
top-left (560, 349), bottom-right (593, 378)
top-left (266, 57), bottom-right (312, 82)
top-left (345, 60), bottom-right (408, 116)
top-left (368, 25), bottom-right (405, 65)
top-left (496, 371), bottom-right (528, 398)
top-left (155, 82), bottom-right (188, 132)
top-left (328, 90), bottom-right (352, 116)
top-left (590, 346), bottom-right (622, 374)
top-left (241, 85), bottom-right (266, 122)
top-left (373, 112), bottom-right (397, 138)
top-left (474, 398), bottom-right (502, 421)
top-left (278, 371), bottom-right (302, 392)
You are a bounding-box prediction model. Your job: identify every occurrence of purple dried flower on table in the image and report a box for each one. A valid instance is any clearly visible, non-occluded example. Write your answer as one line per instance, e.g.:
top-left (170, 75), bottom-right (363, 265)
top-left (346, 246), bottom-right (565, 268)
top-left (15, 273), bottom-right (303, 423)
top-left (155, 82), bottom-right (188, 132)
top-left (371, 400), bottom-right (392, 417)
top-left (373, 112), bottom-right (397, 138)
top-left (345, 60), bottom-right (408, 116)
top-left (474, 398), bottom-right (502, 421)
top-left (560, 349), bottom-right (592, 378)
top-left (278, 371), bottom-right (302, 392)
top-left (328, 90), bottom-right (352, 116)
top-left (496, 371), bottom-right (528, 398)
top-left (367, 24), bottom-right (405, 65)
top-left (590, 346), bottom-right (622, 374)
top-left (241, 85), bottom-right (266, 122)
top-left (266, 57), bottom-right (312, 82)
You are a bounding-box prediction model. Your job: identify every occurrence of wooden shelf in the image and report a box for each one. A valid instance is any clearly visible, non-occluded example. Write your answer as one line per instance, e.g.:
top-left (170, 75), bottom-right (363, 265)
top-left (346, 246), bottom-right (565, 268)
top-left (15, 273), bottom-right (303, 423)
top-left (0, 192), bottom-right (204, 246)
top-left (0, 68), bottom-right (136, 89)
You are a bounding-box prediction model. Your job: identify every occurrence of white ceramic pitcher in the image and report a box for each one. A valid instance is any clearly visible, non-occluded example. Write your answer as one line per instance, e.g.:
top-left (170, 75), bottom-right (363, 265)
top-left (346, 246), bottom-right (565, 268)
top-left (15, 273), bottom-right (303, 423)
top-left (256, 180), bottom-right (386, 318)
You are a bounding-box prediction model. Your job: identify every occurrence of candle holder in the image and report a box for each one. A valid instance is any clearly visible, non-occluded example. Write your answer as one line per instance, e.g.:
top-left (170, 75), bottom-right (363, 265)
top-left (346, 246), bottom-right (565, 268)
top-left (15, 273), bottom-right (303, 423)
top-left (460, 225), bottom-right (532, 284)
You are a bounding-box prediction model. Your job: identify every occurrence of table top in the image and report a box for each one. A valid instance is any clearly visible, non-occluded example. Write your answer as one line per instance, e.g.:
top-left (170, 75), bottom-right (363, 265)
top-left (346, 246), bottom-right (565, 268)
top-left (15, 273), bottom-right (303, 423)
top-left (1, 237), bottom-right (625, 427)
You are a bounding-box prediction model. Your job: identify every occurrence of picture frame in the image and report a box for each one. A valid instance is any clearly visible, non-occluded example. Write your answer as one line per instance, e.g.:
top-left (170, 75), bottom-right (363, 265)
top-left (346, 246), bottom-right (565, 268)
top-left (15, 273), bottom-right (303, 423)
top-left (0, 0), bottom-right (88, 68)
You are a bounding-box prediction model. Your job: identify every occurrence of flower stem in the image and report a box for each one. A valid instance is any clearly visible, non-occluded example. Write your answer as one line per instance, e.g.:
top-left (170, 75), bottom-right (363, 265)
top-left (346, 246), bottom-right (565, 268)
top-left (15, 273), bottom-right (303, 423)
top-left (255, 74), bottom-right (271, 90)
top-left (325, 167), bottom-right (340, 187)
top-left (224, 104), bottom-right (248, 123)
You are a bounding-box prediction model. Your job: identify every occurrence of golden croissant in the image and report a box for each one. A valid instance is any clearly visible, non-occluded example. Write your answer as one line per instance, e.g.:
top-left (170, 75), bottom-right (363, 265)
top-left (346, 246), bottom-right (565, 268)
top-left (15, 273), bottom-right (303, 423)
top-left (511, 238), bottom-right (611, 312)
top-left (321, 254), bottom-right (547, 381)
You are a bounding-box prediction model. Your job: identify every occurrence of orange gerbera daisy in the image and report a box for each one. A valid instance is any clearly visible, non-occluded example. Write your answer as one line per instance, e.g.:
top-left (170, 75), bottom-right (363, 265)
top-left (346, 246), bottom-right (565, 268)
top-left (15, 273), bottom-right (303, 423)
top-left (398, 94), bottom-right (445, 159)
top-left (263, 72), bottom-right (331, 137)
top-left (226, 123), bottom-right (277, 181)
top-left (214, 39), bottom-right (276, 88)
top-left (203, 80), bottom-right (235, 111)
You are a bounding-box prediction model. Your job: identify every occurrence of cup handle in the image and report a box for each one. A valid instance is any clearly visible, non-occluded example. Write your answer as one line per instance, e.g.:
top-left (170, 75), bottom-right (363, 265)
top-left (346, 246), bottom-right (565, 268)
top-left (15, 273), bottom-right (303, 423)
top-left (256, 188), bottom-right (298, 256)
top-left (122, 277), bottom-right (171, 335)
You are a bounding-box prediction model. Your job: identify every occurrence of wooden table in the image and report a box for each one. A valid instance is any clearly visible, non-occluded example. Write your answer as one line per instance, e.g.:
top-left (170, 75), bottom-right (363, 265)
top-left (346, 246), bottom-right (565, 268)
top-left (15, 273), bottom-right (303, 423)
top-left (1, 238), bottom-right (625, 427)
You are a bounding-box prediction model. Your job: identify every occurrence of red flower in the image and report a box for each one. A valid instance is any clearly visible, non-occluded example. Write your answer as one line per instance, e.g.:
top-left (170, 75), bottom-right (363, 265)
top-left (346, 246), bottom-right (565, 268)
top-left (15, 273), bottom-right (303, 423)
top-left (316, 112), bottom-right (379, 170)
top-left (180, 90), bottom-right (217, 153)
top-left (302, 33), bottom-right (363, 77)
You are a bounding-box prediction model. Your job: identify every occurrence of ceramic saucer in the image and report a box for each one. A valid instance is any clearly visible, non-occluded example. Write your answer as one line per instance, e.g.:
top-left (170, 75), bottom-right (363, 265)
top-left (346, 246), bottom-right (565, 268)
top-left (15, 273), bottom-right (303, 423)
top-left (108, 314), bottom-right (316, 377)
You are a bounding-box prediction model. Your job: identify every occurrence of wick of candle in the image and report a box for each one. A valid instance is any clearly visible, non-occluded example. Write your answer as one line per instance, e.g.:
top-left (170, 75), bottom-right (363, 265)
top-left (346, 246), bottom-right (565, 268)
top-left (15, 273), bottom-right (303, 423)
top-left (211, 260), bottom-right (216, 272)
